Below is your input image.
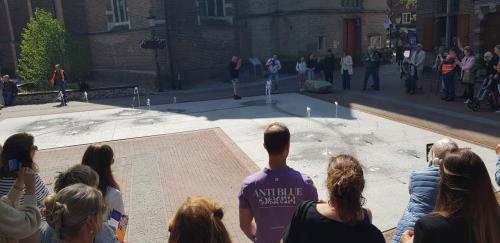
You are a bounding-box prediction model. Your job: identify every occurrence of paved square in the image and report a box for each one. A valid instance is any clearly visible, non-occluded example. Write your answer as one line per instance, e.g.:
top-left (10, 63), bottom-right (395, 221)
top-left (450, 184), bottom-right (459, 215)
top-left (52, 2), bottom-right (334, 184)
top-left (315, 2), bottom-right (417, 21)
top-left (0, 93), bottom-right (497, 238)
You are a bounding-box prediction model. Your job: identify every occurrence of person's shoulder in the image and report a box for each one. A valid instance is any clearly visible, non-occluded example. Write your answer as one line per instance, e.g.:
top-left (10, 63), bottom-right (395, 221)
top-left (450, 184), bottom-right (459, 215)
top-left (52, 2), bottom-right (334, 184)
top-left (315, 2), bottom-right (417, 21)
top-left (241, 170), bottom-right (266, 185)
top-left (106, 186), bottom-right (123, 198)
top-left (361, 223), bottom-right (386, 243)
top-left (95, 223), bottom-right (119, 243)
top-left (287, 167), bottom-right (315, 184)
top-left (417, 214), bottom-right (449, 230)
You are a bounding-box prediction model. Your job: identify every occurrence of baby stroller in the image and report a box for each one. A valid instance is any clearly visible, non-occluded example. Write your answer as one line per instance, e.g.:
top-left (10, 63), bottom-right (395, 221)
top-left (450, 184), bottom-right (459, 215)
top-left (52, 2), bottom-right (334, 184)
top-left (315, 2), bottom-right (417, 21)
top-left (401, 58), bottom-right (417, 94)
top-left (467, 73), bottom-right (499, 111)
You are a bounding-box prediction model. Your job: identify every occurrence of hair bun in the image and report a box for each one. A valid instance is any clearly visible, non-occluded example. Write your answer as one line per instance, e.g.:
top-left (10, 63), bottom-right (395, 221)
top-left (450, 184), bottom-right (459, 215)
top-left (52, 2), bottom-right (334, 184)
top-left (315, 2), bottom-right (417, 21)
top-left (44, 200), bottom-right (68, 230)
top-left (213, 208), bottom-right (224, 219)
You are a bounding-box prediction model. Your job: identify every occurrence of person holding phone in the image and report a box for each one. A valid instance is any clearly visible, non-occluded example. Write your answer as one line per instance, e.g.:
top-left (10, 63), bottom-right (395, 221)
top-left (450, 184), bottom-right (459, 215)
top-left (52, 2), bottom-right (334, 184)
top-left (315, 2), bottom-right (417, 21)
top-left (0, 133), bottom-right (50, 211)
top-left (391, 138), bottom-right (458, 243)
top-left (0, 165), bottom-right (42, 242)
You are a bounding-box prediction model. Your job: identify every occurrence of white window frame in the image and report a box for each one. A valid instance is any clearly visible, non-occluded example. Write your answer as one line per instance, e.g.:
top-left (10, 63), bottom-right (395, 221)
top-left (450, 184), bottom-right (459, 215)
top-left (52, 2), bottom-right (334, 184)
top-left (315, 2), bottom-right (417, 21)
top-left (111, 0), bottom-right (129, 24)
top-left (205, 0), bottom-right (225, 17)
top-left (402, 12), bottom-right (412, 24)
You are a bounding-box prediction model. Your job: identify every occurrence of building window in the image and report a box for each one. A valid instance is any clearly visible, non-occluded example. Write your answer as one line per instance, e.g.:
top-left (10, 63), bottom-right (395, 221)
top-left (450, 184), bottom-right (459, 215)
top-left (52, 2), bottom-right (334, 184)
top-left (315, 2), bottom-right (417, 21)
top-left (318, 36), bottom-right (326, 50)
top-left (342, 0), bottom-right (361, 8)
top-left (205, 0), bottom-right (225, 17)
top-left (111, 0), bottom-right (128, 23)
top-left (369, 35), bottom-right (382, 49)
top-left (402, 12), bottom-right (411, 24)
top-left (434, 0), bottom-right (459, 14)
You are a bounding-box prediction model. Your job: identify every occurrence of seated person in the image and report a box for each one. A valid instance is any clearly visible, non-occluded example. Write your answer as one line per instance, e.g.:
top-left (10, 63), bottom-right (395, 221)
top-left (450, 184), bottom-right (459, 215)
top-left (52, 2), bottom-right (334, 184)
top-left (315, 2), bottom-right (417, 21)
top-left (391, 138), bottom-right (458, 243)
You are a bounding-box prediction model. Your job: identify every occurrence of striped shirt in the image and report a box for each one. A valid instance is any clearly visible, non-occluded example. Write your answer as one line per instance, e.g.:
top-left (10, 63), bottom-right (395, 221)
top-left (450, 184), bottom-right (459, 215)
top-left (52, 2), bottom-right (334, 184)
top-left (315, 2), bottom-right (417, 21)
top-left (0, 173), bottom-right (50, 209)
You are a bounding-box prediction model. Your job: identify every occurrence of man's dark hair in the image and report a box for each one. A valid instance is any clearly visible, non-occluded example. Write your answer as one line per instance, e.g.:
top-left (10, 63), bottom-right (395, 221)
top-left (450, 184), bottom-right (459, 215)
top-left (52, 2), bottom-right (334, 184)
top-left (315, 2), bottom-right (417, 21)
top-left (264, 122), bottom-right (290, 155)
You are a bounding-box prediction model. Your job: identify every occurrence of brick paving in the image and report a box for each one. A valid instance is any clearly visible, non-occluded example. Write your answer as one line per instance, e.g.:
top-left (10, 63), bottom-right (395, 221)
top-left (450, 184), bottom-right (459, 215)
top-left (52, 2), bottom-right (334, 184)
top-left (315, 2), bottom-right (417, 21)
top-left (36, 128), bottom-right (258, 243)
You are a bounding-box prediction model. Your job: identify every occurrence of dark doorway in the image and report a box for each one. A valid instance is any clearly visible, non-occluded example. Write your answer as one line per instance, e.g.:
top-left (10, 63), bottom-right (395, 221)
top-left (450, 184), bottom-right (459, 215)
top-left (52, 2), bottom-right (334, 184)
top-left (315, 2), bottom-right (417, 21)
top-left (480, 12), bottom-right (500, 53)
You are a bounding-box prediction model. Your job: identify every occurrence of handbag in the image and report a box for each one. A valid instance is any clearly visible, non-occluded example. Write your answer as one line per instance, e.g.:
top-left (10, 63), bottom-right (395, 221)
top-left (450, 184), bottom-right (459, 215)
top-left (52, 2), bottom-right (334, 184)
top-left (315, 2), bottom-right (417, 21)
top-left (461, 71), bottom-right (474, 84)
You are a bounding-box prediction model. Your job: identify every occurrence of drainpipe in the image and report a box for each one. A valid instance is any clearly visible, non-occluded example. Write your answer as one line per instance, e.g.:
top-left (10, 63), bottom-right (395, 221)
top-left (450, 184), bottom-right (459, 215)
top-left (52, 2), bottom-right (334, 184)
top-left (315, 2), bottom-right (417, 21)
top-left (445, 0), bottom-right (451, 49)
top-left (163, 0), bottom-right (177, 89)
top-left (3, 0), bottom-right (17, 71)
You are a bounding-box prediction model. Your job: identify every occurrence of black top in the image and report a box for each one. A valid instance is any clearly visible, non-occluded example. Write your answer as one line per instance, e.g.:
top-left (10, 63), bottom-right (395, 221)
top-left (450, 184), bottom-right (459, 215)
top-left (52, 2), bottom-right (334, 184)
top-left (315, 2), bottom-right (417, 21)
top-left (228, 61), bottom-right (239, 79)
top-left (414, 214), bottom-right (474, 243)
top-left (306, 59), bottom-right (318, 69)
top-left (324, 54), bottom-right (336, 70)
top-left (282, 201), bottom-right (385, 243)
top-left (487, 55), bottom-right (499, 76)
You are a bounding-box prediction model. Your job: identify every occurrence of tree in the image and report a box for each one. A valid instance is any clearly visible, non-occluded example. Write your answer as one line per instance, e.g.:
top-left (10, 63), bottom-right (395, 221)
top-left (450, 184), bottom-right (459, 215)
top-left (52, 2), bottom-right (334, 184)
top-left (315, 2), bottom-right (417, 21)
top-left (401, 0), bottom-right (417, 8)
top-left (17, 9), bottom-right (88, 89)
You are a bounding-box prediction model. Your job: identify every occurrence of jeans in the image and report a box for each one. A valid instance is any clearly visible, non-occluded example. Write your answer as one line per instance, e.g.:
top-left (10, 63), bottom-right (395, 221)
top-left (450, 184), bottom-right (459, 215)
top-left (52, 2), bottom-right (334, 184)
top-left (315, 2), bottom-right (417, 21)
top-left (342, 71), bottom-right (351, 89)
top-left (307, 68), bottom-right (315, 80)
top-left (3, 91), bottom-right (14, 106)
top-left (268, 72), bottom-right (279, 91)
top-left (363, 66), bottom-right (380, 90)
top-left (56, 83), bottom-right (67, 105)
top-left (443, 73), bottom-right (455, 100)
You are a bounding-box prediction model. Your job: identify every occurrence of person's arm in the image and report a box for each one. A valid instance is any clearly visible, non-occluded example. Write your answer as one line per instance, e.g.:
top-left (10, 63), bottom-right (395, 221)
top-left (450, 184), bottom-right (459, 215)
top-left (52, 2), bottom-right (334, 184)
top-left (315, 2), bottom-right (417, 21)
top-left (0, 168), bottom-right (42, 239)
top-left (462, 57), bottom-right (476, 72)
top-left (236, 59), bottom-right (242, 70)
top-left (108, 188), bottom-right (125, 215)
top-left (305, 177), bottom-right (319, 201)
top-left (495, 144), bottom-right (500, 186)
top-left (34, 173), bottom-right (50, 206)
top-left (239, 208), bottom-right (256, 241)
top-left (296, 62), bottom-right (300, 72)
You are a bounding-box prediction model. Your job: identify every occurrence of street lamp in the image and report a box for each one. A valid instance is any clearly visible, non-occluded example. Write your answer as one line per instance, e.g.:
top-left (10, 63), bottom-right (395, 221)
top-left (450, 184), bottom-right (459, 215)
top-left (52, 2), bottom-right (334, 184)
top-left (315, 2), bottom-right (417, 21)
top-left (142, 10), bottom-right (166, 92)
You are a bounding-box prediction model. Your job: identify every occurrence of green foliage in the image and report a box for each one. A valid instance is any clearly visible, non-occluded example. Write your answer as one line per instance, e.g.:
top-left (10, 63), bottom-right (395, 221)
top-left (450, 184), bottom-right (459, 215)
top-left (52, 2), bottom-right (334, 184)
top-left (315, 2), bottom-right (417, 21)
top-left (401, 0), bottom-right (417, 8)
top-left (17, 9), bottom-right (89, 90)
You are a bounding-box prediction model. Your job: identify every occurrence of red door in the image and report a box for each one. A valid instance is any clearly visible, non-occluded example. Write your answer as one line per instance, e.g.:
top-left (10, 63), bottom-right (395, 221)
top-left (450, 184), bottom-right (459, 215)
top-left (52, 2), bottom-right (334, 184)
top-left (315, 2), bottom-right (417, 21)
top-left (343, 19), bottom-right (358, 64)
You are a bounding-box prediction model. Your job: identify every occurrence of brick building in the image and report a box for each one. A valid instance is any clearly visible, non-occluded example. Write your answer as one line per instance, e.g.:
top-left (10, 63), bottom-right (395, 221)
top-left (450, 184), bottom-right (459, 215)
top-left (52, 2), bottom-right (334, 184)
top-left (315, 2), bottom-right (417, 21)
top-left (417, 0), bottom-right (500, 54)
top-left (2, 0), bottom-right (388, 87)
top-left (238, 0), bottom-right (388, 64)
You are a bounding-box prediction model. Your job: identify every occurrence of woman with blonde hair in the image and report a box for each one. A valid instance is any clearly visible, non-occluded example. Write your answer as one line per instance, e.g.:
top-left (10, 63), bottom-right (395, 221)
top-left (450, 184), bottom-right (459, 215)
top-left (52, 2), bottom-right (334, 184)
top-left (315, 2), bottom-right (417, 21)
top-left (401, 150), bottom-right (500, 243)
top-left (281, 155), bottom-right (385, 243)
top-left (168, 197), bottom-right (232, 243)
top-left (40, 165), bottom-right (118, 243)
top-left (43, 183), bottom-right (107, 243)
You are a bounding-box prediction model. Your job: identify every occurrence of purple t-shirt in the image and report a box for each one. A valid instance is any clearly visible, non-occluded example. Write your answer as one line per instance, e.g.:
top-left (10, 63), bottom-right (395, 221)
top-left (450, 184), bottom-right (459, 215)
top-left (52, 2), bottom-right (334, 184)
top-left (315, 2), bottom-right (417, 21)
top-left (239, 166), bottom-right (318, 243)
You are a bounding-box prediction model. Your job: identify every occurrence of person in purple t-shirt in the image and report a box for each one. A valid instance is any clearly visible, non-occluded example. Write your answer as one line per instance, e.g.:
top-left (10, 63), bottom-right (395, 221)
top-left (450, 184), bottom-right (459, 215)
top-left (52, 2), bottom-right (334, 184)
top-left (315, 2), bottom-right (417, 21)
top-left (238, 122), bottom-right (318, 243)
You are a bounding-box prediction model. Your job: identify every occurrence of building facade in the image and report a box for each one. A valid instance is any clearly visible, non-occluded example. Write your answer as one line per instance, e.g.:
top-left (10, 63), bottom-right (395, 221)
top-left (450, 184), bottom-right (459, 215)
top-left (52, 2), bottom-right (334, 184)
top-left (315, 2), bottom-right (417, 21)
top-left (388, 0), bottom-right (417, 46)
top-left (417, 0), bottom-right (500, 54)
top-left (1, 0), bottom-right (387, 87)
top-left (238, 0), bottom-right (388, 64)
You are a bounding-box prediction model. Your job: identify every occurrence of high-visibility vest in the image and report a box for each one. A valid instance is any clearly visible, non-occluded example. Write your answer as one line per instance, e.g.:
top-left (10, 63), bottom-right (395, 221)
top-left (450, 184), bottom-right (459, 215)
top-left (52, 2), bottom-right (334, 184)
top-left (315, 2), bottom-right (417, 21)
top-left (49, 69), bottom-right (65, 86)
top-left (441, 63), bottom-right (455, 74)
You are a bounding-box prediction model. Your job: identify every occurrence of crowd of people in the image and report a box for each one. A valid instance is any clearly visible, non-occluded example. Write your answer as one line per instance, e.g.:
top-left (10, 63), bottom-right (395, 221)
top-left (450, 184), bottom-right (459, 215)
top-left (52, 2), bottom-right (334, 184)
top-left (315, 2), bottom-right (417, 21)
top-left (0, 134), bottom-right (124, 243)
top-left (1, 122), bottom-right (499, 243)
top-left (397, 40), bottom-right (500, 112)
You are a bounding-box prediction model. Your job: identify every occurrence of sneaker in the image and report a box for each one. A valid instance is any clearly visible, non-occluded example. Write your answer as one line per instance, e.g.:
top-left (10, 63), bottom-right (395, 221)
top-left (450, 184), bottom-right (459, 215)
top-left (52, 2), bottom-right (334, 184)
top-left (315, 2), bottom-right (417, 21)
top-left (464, 99), bottom-right (471, 104)
top-left (233, 95), bottom-right (241, 100)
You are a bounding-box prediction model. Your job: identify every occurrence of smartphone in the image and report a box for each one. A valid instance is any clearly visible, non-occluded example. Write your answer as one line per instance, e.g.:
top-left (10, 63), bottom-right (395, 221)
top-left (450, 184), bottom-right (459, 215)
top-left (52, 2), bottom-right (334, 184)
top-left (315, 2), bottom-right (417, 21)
top-left (8, 159), bottom-right (20, 172)
top-left (426, 143), bottom-right (434, 160)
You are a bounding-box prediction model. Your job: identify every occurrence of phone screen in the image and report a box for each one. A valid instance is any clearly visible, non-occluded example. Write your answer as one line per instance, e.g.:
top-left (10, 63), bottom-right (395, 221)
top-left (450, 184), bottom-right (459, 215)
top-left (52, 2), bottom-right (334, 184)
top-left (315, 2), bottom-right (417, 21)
top-left (8, 159), bottom-right (19, 172)
top-left (426, 143), bottom-right (434, 160)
